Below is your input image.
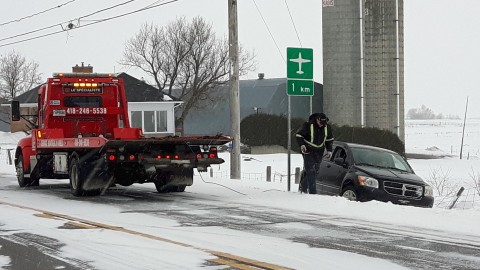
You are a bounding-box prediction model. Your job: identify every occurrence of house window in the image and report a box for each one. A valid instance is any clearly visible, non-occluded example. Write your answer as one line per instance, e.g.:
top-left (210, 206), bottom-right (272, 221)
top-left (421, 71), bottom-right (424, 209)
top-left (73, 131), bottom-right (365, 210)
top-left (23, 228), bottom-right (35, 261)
top-left (131, 111), bottom-right (142, 129)
top-left (156, 111), bottom-right (167, 132)
top-left (144, 111), bottom-right (155, 132)
top-left (130, 110), bottom-right (168, 133)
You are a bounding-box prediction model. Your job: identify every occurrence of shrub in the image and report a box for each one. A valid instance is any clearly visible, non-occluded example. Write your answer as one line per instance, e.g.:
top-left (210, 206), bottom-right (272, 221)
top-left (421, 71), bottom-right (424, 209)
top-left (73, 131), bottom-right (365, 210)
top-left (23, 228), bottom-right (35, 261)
top-left (333, 125), bottom-right (405, 155)
top-left (241, 113), bottom-right (303, 152)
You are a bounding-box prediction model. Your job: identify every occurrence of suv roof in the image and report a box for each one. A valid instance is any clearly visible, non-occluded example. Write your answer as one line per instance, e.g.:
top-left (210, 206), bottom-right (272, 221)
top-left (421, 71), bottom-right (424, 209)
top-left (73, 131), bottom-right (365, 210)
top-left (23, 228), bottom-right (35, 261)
top-left (333, 141), bottom-right (399, 155)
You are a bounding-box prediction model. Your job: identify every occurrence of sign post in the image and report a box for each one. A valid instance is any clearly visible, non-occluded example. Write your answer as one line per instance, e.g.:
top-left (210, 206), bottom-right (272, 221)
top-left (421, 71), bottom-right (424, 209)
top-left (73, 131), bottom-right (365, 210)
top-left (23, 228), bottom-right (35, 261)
top-left (286, 47), bottom-right (314, 192)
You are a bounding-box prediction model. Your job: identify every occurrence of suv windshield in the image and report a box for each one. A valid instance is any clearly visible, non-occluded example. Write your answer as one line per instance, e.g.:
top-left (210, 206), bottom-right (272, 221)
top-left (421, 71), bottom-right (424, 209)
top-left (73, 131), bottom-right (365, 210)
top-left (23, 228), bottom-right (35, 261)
top-left (351, 147), bottom-right (413, 173)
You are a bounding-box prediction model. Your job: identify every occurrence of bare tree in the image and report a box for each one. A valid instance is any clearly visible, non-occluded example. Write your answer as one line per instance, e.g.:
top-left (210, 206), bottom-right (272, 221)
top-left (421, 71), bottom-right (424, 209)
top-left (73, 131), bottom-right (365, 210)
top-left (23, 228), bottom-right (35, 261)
top-left (0, 50), bottom-right (42, 100)
top-left (426, 167), bottom-right (458, 197)
top-left (469, 169), bottom-right (480, 197)
top-left (121, 17), bottom-right (256, 127)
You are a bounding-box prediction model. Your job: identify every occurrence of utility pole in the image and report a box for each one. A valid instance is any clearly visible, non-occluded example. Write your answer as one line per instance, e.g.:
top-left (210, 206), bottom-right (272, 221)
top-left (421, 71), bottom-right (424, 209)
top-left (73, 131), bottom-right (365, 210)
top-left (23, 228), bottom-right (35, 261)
top-left (229, 0), bottom-right (241, 179)
top-left (460, 96), bottom-right (468, 160)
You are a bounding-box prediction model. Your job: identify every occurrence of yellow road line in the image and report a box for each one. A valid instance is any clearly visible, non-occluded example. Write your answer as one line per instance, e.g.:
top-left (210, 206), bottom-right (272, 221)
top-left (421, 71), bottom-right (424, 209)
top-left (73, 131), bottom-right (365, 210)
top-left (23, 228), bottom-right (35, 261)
top-left (64, 221), bottom-right (98, 229)
top-left (34, 213), bottom-right (61, 220)
top-left (0, 200), bottom-right (292, 270)
top-left (210, 258), bottom-right (257, 270)
top-left (211, 251), bottom-right (291, 270)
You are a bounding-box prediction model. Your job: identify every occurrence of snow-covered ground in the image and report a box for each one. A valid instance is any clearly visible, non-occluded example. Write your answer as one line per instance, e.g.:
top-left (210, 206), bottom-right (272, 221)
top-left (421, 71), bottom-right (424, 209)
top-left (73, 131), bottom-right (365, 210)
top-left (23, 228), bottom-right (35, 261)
top-left (0, 118), bottom-right (479, 269)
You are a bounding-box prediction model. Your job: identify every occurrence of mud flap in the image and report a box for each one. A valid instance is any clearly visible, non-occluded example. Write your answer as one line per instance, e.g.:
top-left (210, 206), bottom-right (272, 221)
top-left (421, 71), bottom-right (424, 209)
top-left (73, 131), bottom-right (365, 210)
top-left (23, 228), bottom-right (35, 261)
top-left (154, 168), bottom-right (193, 192)
top-left (81, 158), bottom-right (112, 193)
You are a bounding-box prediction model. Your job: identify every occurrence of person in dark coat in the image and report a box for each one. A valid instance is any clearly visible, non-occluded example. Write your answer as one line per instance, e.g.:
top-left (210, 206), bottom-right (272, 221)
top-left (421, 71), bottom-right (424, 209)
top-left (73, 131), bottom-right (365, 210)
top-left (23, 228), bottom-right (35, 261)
top-left (295, 112), bottom-right (334, 194)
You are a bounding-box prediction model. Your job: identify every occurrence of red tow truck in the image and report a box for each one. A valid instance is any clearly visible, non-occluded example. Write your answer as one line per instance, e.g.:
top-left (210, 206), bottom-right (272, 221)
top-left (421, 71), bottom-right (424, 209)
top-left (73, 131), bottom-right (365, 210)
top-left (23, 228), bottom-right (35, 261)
top-left (11, 71), bottom-right (230, 196)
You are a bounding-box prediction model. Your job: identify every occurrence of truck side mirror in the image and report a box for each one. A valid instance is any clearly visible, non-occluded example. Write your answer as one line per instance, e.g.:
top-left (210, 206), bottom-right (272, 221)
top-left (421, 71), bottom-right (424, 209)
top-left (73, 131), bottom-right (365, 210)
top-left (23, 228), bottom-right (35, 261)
top-left (11, 100), bottom-right (20, 121)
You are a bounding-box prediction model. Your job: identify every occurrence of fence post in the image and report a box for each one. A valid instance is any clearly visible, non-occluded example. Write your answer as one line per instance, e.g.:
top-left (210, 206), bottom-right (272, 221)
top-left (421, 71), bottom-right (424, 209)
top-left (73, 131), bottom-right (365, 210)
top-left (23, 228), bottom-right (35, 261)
top-left (266, 166), bottom-right (271, 182)
top-left (7, 149), bottom-right (13, 165)
top-left (449, 186), bottom-right (465, 209)
top-left (294, 167), bottom-right (301, 184)
top-left (210, 168), bottom-right (213, 178)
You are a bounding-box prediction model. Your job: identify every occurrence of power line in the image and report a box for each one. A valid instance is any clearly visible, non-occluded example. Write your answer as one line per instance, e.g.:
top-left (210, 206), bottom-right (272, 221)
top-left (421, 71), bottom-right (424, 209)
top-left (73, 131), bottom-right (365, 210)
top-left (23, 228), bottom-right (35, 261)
top-left (0, 0), bottom-right (138, 43)
top-left (284, 0), bottom-right (303, 47)
top-left (251, 0), bottom-right (285, 63)
top-left (0, 0), bottom-right (78, 27)
top-left (0, 0), bottom-right (179, 48)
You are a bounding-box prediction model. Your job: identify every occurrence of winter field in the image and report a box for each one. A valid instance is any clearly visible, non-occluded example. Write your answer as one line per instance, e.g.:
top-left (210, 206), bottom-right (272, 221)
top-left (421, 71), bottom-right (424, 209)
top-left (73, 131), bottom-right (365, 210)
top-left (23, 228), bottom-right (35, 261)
top-left (405, 118), bottom-right (480, 209)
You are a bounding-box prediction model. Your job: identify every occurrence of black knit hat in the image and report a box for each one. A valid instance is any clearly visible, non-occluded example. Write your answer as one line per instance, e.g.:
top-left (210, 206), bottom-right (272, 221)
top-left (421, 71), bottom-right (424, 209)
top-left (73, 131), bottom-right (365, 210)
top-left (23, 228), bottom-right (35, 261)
top-left (318, 113), bottom-right (328, 122)
top-left (309, 113), bottom-right (329, 123)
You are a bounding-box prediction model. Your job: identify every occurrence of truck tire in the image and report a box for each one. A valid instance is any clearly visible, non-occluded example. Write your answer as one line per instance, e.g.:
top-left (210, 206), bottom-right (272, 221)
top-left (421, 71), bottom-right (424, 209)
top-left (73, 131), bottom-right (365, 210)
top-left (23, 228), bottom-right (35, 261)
top-left (174, 185), bottom-right (186, 192)
top-left (154, 182), bottom-right (174, 193)
top-left (16, 154), bottom-right (39, 187)
top-left (69, 156), bottom-right (86, 196)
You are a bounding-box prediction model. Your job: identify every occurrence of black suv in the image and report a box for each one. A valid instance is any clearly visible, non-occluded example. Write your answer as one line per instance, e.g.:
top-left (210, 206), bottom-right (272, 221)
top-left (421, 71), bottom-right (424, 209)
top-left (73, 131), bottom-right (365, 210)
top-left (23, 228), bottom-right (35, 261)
top-left (316, 142), bottom-right (434, 208)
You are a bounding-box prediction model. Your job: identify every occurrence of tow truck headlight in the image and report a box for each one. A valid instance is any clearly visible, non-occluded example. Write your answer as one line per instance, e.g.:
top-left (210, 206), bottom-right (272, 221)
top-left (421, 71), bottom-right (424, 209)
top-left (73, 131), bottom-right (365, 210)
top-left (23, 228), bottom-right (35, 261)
top-left (424, 185), bottom-right (434, 197)
top-left (357, 175), bottom-right (379, 188)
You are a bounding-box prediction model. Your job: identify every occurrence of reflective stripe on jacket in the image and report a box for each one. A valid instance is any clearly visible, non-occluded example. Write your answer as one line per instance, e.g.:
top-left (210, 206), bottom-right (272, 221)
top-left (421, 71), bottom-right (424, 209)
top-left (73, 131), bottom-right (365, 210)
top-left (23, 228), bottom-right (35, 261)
top-left (295, 123), bottom-right (334, 152)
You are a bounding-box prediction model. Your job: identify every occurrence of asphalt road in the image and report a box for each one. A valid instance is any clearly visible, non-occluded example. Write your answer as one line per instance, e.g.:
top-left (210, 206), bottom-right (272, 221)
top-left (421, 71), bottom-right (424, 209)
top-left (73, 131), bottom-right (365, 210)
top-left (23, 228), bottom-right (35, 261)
top-left (1, 181), bottom-right (480, 270)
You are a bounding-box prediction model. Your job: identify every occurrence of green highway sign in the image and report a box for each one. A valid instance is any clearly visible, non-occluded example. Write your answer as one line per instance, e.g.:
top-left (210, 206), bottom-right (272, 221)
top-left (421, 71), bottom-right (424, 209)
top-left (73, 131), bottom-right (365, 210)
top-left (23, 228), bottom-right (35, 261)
top-left (286, 79), bottom-right (314, 96)
top-left (287, 47), bottom-right (313, 80)
top-left (286, 47), bottom-right (313, 96)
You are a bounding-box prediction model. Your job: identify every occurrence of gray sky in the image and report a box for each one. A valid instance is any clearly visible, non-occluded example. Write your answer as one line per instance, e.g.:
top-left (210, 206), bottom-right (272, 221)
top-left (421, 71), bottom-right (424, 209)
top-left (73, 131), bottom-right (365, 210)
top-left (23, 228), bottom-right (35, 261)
top-left (1, 0), bottom-right (479, 117)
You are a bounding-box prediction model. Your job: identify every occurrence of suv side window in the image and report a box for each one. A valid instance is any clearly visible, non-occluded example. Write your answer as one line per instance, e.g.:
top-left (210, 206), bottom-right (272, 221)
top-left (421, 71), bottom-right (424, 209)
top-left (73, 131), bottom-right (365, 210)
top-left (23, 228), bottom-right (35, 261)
top-left (332, 146), bottom-right (347, 162)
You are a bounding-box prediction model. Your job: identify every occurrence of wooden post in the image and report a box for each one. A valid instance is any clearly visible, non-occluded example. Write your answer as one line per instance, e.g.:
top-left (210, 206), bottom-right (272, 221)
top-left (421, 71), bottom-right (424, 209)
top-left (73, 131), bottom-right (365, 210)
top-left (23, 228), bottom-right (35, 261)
top-left (266, 166), bottom-right (271, 182)
top-left (295, 167), bottom-right (301, 184)
top-left (7, 149), bottom-right (13, 165)
top-left (449, 187), bottom-right (465, 209)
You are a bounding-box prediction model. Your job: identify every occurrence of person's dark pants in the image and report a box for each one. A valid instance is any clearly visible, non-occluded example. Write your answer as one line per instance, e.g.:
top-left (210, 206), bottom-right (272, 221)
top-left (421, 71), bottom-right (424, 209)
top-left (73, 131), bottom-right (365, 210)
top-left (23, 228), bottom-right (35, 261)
top-left (303, 151), bottom-right (322, 194)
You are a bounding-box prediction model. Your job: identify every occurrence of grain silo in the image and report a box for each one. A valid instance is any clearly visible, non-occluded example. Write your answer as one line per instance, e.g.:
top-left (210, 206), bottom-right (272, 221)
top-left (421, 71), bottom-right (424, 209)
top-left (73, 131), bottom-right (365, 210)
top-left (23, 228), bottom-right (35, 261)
top-left (322, 0), bottom-right (404, 141)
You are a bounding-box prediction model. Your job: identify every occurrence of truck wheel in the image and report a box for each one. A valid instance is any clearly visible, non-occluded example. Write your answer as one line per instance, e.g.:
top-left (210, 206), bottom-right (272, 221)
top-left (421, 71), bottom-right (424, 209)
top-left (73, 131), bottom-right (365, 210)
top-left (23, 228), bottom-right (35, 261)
top-left (341, 185), bottom-right (358, 201)
top-left (16, 154), bottom-right (39, 187)
top-left (154, 182), bottom-right (173, 193)
top-left (69, 157), bottom-right (86, 196)
top-left (175, 185), bottom-right (186, 192)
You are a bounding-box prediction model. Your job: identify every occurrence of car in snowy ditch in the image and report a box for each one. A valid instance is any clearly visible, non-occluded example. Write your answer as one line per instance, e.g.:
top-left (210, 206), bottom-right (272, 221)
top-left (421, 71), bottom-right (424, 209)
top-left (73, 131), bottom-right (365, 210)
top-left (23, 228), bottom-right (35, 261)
top-left (316, 142), bottom-right (434, 208)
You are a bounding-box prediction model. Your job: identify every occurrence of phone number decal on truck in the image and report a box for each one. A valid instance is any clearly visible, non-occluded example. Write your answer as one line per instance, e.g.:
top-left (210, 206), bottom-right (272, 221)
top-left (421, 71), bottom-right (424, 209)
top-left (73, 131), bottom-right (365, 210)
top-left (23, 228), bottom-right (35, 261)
top-left (66, 108), bottom-right (107, 115)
